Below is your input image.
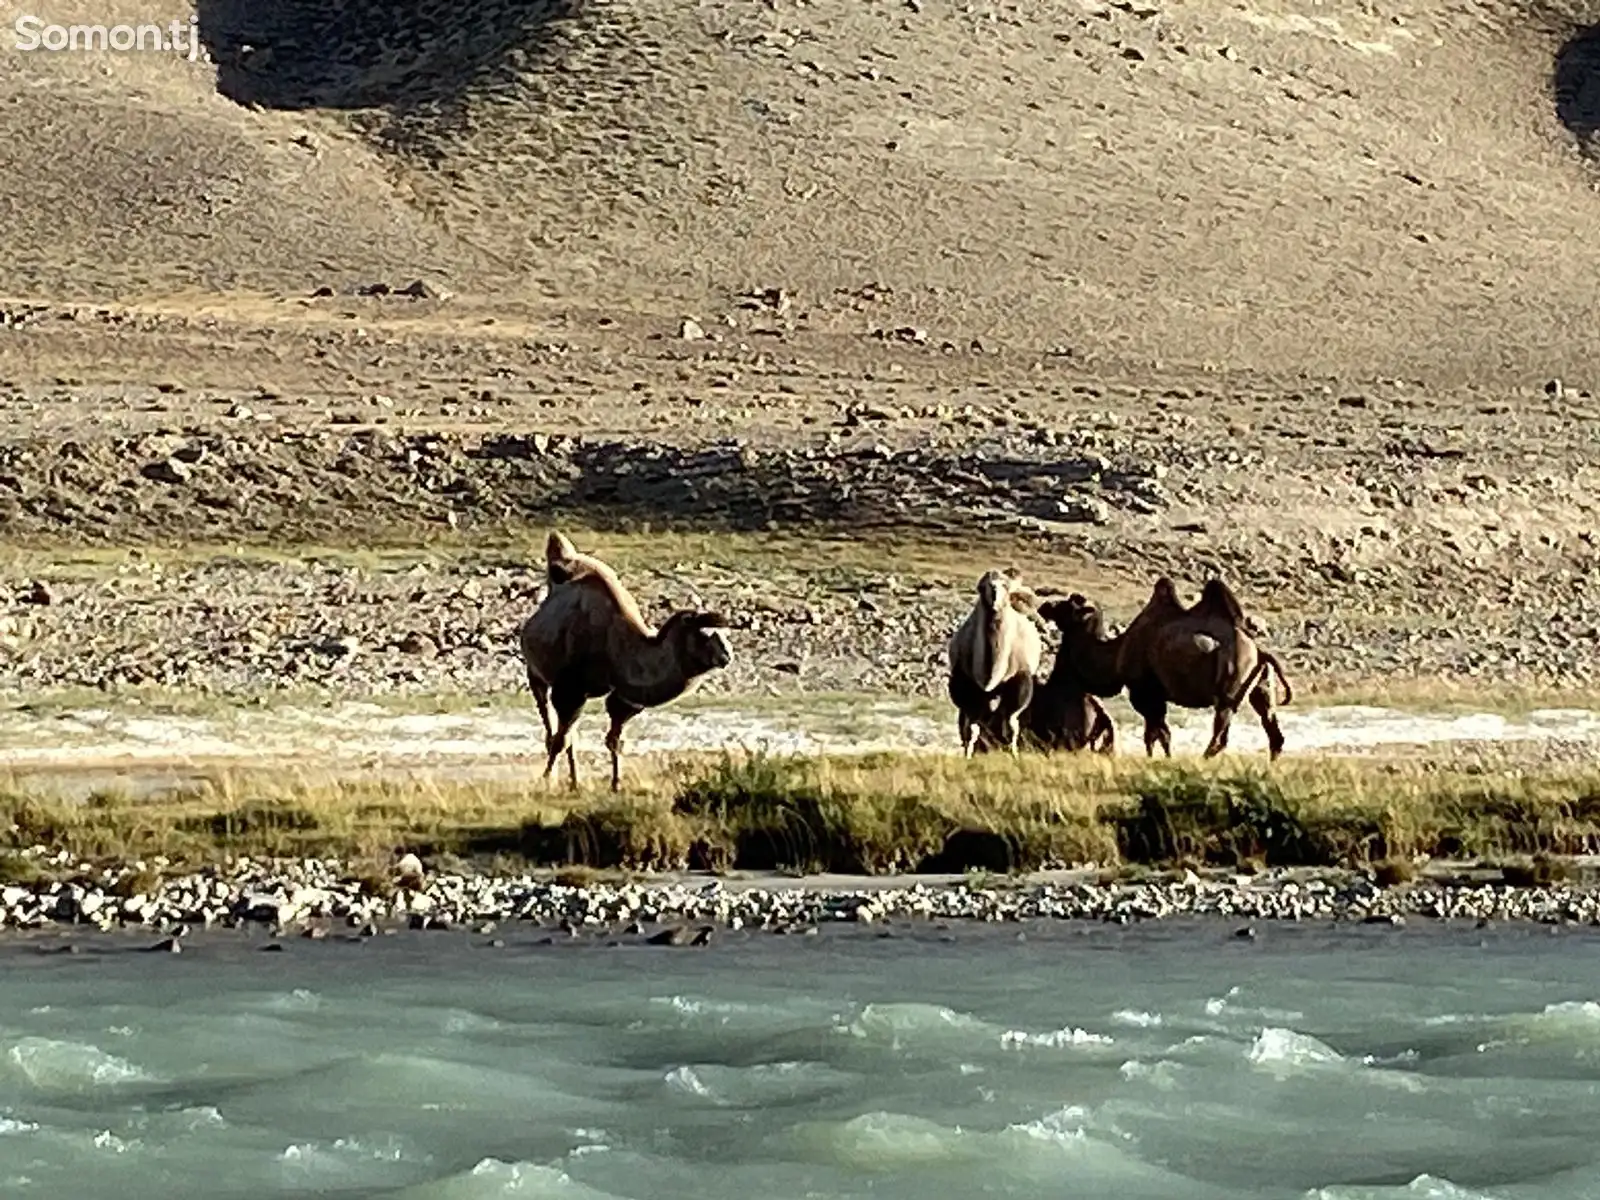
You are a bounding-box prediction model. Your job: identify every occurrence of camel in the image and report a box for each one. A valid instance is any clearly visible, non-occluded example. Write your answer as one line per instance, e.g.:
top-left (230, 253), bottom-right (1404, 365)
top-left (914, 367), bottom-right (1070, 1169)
top-left (1017, 665), bottom-right (1117, 755)
top-left (1038, 578), bottom-right (1292, 760)
top-left (519, 531), bottom-right (733, 791)
top-left (947, 569), bottom-right (1044, 758)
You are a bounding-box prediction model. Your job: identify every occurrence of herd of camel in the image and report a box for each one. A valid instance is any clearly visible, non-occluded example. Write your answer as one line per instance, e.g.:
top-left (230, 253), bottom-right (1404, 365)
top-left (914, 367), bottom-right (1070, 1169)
top-left (518, 532), bottom-right (1294, 791)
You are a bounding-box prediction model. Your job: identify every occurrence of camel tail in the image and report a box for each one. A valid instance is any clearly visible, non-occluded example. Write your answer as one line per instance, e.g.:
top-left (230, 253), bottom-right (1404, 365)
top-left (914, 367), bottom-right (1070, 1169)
top-left (1225, 656), bottom-right (1271, 713)
top-left (1261, 652), bottom-right (1293, 706)
top-left (1233, 652), bottom-right (1292, 708)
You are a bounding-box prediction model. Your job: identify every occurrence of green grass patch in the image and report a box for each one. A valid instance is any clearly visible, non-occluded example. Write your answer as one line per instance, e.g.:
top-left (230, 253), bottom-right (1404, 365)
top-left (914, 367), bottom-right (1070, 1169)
top-left (4, 750), bottom-right (1600, 880)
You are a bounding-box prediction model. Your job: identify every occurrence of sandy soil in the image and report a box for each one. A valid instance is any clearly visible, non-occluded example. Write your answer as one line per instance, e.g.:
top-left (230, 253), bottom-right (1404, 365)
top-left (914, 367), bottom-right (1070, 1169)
top-left (2, 0), bottom-right (1600, 768)
top-left (0, 696), bottom-right (1595, 765)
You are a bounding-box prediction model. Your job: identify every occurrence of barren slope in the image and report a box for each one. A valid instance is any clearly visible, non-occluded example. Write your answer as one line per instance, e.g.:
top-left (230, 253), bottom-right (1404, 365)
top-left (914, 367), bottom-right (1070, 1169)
top-left (0, 0), bottom-right (1597, 381)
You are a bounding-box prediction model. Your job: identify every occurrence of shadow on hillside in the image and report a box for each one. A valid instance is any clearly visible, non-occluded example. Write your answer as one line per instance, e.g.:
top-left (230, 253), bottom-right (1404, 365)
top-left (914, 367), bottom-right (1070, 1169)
top-left (195, 0), bottom-right (577, 111)
top-left (1555, 24), bottom-right (1600, 151)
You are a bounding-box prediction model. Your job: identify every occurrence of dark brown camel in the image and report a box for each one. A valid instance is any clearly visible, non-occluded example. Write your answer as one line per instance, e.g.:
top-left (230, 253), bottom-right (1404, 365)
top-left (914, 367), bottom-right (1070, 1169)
top-left (1037, 578), bottom-right (1292, 760)
top-left (1014, 664), bottom-right (1116, 756)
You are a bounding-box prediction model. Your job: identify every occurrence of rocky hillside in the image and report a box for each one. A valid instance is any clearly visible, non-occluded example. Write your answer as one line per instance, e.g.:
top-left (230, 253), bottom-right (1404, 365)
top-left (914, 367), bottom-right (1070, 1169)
top-left (0, 0), bottom-right (1598, 383)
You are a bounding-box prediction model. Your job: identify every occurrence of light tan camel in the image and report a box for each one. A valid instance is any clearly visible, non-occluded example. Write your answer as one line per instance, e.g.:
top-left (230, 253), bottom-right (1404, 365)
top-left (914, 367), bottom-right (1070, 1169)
top-left (946, 569), bottom-right (1044, 757)
top-left (519, 531), bottom-right (733, 790)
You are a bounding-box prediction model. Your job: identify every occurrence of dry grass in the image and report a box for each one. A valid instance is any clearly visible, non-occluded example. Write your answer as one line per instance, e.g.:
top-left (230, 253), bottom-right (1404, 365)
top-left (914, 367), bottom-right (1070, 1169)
top-left (4, 751), bottom-right (1600, 881)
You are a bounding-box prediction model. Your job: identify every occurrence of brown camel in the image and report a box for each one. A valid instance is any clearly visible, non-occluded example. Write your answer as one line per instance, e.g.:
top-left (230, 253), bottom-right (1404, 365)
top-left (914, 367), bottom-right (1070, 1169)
top-left (947, 569), bottom-right (1044, 758)
top-left (1038, 578), bottom-right (1292, 759)
top-left (519, 531), bottom-right (733, 790)
top-left (1017, 662), bottom-right (1117, 755)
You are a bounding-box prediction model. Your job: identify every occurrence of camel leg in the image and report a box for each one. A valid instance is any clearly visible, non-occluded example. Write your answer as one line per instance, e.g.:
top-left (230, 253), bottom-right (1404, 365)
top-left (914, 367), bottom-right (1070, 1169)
top-left (951, 673), bottom-right (986, 759)
top-left (1203, 703), bottom-right (1236, 758)
top-left (604, 694), bottom-right (642, 792)
top-left (544, 684), bottom-right (588, 789)
top-left (1250, 685), bottom-right (1285, 760)
top-left (1129, 683), bottom-right (1170, 758)
top-left (960, 712), bottom-right (981, 758)
top-left (1088, 697), bottom-right (1116, 755)
top-left (526, 674), bottom-right (554, 743)
top-left (1002, 673), bottom-right (1034, 758)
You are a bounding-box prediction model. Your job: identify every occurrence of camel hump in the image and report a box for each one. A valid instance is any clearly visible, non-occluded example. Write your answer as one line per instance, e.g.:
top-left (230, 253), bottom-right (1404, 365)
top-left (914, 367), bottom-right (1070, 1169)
top-left (1150, 576), bottom-right (1181, 605)
top-left (1143, 576), bottom-right (1187, 619)
top-left (546, 530), bottom-right (578, 565)
top-left (1197, 577), bottom-right (1245, 623)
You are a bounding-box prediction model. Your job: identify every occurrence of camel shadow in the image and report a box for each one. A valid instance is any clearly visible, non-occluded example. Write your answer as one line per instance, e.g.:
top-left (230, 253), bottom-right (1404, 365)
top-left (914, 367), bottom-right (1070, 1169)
top-left (1555, 24), bottom-right (1600, 153)
top-left (194, 0), bottom-right (576, 130)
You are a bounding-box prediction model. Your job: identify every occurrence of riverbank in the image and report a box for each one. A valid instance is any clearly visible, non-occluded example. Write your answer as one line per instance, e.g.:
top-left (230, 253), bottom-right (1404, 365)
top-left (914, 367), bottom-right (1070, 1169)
top-left (8, 747), bottom-right (1600, 873)
top-left (6, 851), bottom-right (1600, 946)
top-left (5, 747), bottom-right (1600, 939)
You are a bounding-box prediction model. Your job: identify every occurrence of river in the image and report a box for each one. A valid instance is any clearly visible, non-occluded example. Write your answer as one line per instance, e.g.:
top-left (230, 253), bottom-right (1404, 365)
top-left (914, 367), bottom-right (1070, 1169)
top-left (3, 919), bottom-right (1600, 1197)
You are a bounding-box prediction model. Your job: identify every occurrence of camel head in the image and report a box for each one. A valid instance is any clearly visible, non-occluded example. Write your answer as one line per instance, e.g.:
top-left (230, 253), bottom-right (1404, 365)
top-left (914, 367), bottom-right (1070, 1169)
top-left (976, 569), bottom-right (1009, 615)
top-left (546, 530), bottom-right (579, 564)
top-left (976, 570), bottom-right (1038, 620)
top-left (1037, 593), bottom-right (1107, 638)
top-left (660, 609), bottom-right (734, 677)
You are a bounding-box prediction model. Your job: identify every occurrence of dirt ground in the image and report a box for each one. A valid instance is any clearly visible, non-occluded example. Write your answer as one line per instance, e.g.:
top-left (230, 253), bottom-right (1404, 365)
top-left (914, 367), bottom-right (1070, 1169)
top-left (2, 0), bottom-right (1600, 742)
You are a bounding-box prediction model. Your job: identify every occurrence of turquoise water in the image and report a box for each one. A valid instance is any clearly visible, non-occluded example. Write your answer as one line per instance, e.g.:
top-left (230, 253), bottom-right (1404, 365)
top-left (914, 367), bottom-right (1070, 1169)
top-left (4, 919), bottom-right (1600, 1198)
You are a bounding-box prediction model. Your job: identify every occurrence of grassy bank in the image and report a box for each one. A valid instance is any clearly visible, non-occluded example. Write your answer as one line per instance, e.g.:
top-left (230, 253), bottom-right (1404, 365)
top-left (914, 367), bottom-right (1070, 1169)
top-left (3, 751), bottom-right (1599, 888)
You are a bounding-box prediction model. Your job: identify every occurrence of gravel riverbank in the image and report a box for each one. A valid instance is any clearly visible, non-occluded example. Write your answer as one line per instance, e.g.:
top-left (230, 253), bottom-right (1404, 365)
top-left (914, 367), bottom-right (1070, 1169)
top-left (8, 854), bottom-right (1600, 945)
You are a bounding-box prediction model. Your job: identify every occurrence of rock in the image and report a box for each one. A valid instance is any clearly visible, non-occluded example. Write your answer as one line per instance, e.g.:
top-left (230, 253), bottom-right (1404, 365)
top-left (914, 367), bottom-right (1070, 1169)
top-left (396, 632), bottom-right (437, 657)
top-left (142, 458), bottom-right (192, 485)
top-left (21, 580), bottom-right (51, 606)
top-left (1057, 497), bottom-right (1111, 524)
top-left (0, 614), bottom-right (30, 651)
top-left (239, 893), bottom-right (288, 924)
top-left (396, 853), bottom-right (425, 890)
top-left (397, 279), bottom-right (447, 301)
top-left (679, 318), bottom-right (706, 341)
top-left (319, 635), bottom-right (359, 658)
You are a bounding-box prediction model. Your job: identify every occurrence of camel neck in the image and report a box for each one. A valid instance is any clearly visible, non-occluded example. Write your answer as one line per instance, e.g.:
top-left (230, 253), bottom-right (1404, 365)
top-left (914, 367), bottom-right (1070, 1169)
top-left (609, 630), bottom-right (694, 707)
top-left (1060, 627), bottom-right (1125, 698)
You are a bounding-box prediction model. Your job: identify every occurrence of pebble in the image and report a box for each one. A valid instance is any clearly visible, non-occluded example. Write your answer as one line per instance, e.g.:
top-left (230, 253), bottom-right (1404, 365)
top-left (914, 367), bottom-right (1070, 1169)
top-left (4, 854), bottom-right (1600, 939)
